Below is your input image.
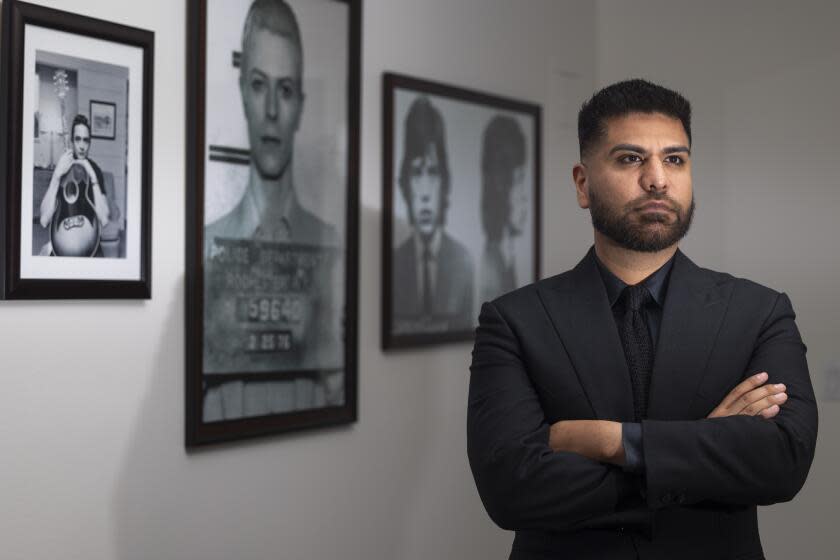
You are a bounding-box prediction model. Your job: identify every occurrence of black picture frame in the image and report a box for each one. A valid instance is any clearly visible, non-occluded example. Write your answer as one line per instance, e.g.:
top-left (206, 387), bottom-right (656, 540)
top-left (185, 0), bottom-right (361, 446)
top-left (0, 0), bottom-right (153, 299)
top-left (382, 73), bottom-right (542, 349)
top-left (89, 100), bottom-right (117, 140)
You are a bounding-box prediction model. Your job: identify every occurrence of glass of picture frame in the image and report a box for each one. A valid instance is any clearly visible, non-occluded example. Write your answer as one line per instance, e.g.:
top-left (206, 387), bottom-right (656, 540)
top-left (382, 72), bottom-right (542, 349)
top-left (185, 0), bottom-right (361, 446)
top-left (0, 0), bottom-right (154, 299)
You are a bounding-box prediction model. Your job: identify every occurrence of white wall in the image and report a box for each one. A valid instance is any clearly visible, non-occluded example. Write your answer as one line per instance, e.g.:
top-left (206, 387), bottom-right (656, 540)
top-left (0, 1), bottom-right (595, 559)
top-left (595, 1), bottom-right (840, 557)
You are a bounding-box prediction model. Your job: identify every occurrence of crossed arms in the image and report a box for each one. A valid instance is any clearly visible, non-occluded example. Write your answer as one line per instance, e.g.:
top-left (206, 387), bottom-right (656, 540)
top-left (467, 292), bottom-right (818, 531)
top-left (550, 370), bottom-right (788, 468)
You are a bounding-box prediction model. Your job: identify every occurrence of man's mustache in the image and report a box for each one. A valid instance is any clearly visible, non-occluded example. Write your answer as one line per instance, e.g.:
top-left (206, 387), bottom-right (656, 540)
top-left (631, 194), bottom-right (678, 212)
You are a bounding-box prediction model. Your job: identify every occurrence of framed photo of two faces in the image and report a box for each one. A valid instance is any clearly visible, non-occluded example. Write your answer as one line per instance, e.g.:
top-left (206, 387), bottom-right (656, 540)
top-left (0, 0), bottom-right (153, 299)
top-left (382, 73), bottom-right (541, 349)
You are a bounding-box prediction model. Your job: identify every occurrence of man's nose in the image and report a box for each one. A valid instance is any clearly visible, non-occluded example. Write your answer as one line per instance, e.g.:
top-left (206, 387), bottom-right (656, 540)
top-left (265, 84), bottom-right (279, 121)
top-left (419, 176), bottom-right (436, 197)
top-left (640, 159), bottom-right (667, 192)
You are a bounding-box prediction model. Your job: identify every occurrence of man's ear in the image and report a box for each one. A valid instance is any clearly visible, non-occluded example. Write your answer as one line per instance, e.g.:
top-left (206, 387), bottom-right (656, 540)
top-left (572, 162), bottom-right (590, 209)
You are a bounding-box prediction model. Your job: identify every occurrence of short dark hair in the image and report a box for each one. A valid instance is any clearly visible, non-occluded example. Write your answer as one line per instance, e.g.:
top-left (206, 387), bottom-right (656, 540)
top-left (481, 114), bottom-right (525, 242)
top-left (71, 114), bottom-right (91, 136)
top-left (398, 96), bottom-right (451, 226)
top-left (577, 79), bottom-right (691, 157)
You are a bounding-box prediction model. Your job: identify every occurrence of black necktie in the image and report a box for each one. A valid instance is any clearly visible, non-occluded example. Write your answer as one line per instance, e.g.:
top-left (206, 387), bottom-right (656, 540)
top-left (422, 244), bottom-right (433, 315)
top-left (619, 284), bottom-right (654, 422)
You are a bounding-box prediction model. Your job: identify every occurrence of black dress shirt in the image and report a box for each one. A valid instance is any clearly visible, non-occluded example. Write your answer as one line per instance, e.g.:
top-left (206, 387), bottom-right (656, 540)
top-left (594, 252), bottom-right (676, 473)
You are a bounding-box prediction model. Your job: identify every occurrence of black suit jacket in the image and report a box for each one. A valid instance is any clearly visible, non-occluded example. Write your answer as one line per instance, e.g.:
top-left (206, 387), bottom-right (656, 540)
top-left (467, 247), bottom-right (818, 560)
top-left (392, 231), bottom-right (474, 330)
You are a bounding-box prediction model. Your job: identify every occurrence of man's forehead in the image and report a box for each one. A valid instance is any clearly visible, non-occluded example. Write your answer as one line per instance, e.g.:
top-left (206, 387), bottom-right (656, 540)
top-left (411, 144), bottom-right (439, 164)
top-left (602, 112), bottom-right (688, 147)
top-left (243, 28), bottom-right (301, 75)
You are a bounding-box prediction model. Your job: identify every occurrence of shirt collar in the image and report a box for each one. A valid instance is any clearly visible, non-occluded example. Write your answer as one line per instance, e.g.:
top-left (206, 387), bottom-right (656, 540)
top-left (413, 228), bottom-right (442, 259)
top-left (594, 250), bottom-right (676, 308)
top-left (242, 170), bottom-right (298, 238)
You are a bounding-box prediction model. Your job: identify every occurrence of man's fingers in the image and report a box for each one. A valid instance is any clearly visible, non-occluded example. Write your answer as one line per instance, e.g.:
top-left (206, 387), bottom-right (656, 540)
top-left (759, 404), bottom-right (781, 419)
top-left (718, 372), bottom-right (769, 409)
top-left (739, 392), bottom-right (787, 416)
top-left (735, 383), bottom-right (786, 413)
top-left (707, 374), bottom-right (791, 419)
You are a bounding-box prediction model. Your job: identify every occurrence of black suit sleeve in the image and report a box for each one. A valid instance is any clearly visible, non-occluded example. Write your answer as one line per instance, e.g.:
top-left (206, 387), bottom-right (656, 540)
top-left (621, 422), bottom-right (645, 474)
top-left (467, 301), bottom-right (639, 531)
top-left (641, 292), bottom-right (818, 509)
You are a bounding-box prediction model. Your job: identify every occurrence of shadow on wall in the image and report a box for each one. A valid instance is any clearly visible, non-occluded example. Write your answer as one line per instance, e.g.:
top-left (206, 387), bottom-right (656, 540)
top-left (109, 205), bottom-right (444, 559)
top-left (109, 276), bottom-right (351, 558)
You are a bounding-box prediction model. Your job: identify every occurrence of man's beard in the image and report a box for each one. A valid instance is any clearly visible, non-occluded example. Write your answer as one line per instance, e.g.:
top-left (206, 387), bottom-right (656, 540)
top-left (588, 188), bottom-right (695, 252)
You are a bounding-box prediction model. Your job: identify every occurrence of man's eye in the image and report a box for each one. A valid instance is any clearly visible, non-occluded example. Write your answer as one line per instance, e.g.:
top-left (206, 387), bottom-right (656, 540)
top-left (251, 78), bottom-right (265, 92)
top-left (619, 154), bottom-right (642, 164)
top-left (665, 155), bottom-right (685, 165)
top-left (278, 81), bottom-right (298, 99)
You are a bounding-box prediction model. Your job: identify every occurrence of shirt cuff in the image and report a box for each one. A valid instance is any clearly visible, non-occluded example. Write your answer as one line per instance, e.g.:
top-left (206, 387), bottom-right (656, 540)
top-left (621, 422), bottom-right (645, 474)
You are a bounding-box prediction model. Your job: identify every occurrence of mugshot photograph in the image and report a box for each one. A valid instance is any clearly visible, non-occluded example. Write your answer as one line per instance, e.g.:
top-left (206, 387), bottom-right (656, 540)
top-left (382, 73), bottom-right (540, 349)
top-left (391, 95), bottom-right (475, 336)
top-left (199, 0), bottom-right (348, 423)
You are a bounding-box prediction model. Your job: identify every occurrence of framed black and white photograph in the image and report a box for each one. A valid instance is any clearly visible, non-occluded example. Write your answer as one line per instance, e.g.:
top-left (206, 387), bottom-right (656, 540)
top-left (382, 73), bottom-right (541, 349)
top-left (185, 0), bottom-right (361, 446)
top-left (0, 0), bottom-right (154, 299)
top-left (89, 100), bottom-right (116, 140)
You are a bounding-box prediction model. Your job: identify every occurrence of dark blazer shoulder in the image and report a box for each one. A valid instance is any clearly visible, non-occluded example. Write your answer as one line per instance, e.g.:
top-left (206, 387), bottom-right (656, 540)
top-left (687, 256), bottom-right (786, 307)
top-left (482, 271), bottom-right (571, 328)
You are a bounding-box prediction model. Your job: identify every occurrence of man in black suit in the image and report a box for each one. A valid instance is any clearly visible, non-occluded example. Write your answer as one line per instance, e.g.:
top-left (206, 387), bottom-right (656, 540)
top-left (467, 79), bottom-right (817, 559)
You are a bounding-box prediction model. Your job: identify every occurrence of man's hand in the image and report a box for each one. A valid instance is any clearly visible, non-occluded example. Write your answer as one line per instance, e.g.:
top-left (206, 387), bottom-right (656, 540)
top-left (77, 158), bottom-right (97, 184)
top-left (549, 420), bottom-right (624, 465)
top-left (53, 150), bottom-right (75, 177)
top-left (707, 371), bottom-right (787, 419)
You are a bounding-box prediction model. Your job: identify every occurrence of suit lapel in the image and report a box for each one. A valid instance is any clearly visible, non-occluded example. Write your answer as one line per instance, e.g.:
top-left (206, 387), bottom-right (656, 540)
top-left (537, 247), bottom-right (636, 421)
top-left (647, 250), bottom-right (732, 419)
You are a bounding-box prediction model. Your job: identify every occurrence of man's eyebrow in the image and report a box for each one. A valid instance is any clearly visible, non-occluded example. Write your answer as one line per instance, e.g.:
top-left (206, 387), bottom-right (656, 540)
top-left (608, 143), bottom-right (647, 156)
top-left (607, 143), bottom-right (691, 156)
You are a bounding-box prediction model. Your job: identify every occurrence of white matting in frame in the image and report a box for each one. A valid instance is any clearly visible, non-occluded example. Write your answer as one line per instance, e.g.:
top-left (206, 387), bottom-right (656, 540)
top-left (19, 25), bottom-right (144, 281)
